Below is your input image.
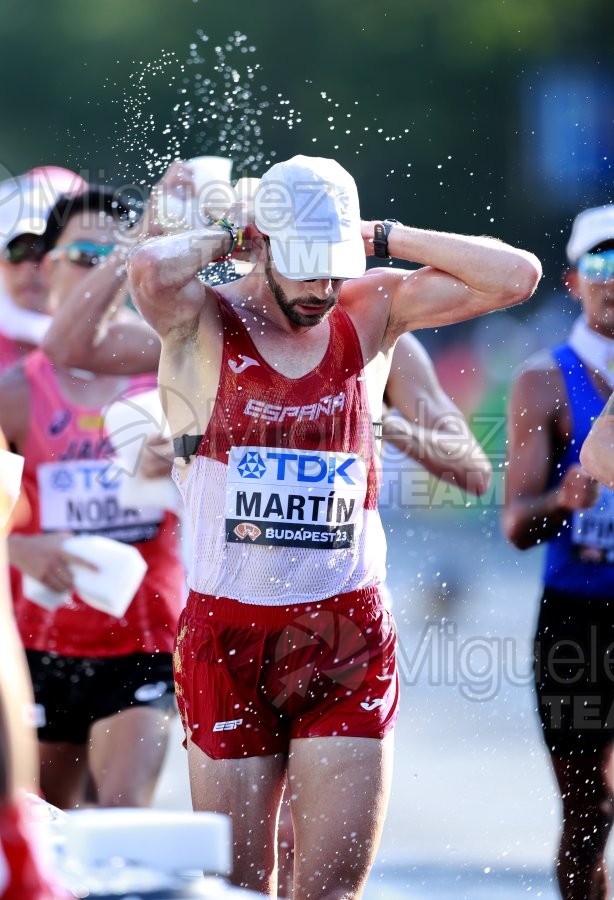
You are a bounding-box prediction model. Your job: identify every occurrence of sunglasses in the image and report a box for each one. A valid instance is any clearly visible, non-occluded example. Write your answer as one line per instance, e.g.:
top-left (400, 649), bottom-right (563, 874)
top-left (49, 241), bottom-right (116, 268)
top-left (578, 249), bottom-right (614, 283)
top-left (2, 236), bottom-right (47, 265)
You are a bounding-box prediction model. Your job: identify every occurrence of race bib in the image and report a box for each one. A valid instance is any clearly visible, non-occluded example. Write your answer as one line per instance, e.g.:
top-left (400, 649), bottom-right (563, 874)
top-left (37, 459), bottom-right (164, 544)
top-left (571, 486), bottom-right (614, 564)
top-left (225, 445), bottom-right (367, 549)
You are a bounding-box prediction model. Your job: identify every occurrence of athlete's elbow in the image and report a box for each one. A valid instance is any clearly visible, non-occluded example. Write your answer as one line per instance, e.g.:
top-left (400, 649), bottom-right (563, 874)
top-left (40, 330), bottom-right (85, 368)
top-left (127, 244), bottom-right (164, 298)
top-left (504, 252), bottom-right (542, 307)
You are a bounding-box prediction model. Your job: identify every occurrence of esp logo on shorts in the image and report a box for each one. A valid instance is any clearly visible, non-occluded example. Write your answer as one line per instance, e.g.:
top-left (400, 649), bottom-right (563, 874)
top-left (213, 719), bottom-right (243, 731)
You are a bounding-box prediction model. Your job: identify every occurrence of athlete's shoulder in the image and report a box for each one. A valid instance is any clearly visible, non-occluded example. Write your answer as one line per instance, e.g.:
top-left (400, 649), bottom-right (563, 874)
top-left (340, 266), bottom-right (401, 302)
top-left (513, 347), bottom-right (558, 377)
top-left (509, 348), bottom-right (567, 421)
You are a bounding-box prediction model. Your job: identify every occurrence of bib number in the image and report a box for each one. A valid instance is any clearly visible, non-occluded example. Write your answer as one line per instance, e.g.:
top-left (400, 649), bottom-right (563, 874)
top-left (225, 446), bottom-right (367, 549)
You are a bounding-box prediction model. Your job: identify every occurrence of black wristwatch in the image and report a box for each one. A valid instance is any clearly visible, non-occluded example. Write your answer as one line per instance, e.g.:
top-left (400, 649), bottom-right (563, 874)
top-left (373, 218), bottom-right (400, 259)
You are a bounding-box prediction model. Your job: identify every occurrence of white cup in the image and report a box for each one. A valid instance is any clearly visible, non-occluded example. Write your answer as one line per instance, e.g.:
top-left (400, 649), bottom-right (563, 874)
top-left (22, 576), bottom-right (68, 611)
top-left (188, 155), bottom-right (233, 189)
top-left (189, 156), bottom-right (234, 224)
top-left (233, 176), bottom-right (260, 228)
top-left (63, 535), bottom-right (148, 618)
top-left (157, 192), bottom-right (192, 233)
top-left (157, 156), bottom-right (233, 233)
top-left (23, 536), bottom-right (148, 617)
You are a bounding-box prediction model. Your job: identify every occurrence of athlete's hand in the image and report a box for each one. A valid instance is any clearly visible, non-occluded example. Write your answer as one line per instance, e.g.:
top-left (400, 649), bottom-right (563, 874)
top-left (141, 161), bottom-right (197, 238)
top-left (361, 221), bottom-right (378, 256)
top-left (8, 532), bottom-right (98, 593)
top-left (556, 463), bottom-right (600, 511)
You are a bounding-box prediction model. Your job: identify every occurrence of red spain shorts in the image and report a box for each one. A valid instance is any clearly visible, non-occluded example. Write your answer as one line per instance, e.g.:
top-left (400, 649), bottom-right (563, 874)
top-left (173, 585), bottom-right (399, 759)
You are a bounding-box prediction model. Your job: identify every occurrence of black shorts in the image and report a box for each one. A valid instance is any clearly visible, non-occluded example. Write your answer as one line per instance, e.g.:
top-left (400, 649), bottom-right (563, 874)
top-left (534, 587), bottom-right (614, 756)
top-left (25, 650), bottom-right (176, 744)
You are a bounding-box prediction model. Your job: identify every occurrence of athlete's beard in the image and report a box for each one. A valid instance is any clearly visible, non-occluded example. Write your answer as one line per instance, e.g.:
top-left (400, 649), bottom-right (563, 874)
top-left (264, 251), bottom-right (337, 328)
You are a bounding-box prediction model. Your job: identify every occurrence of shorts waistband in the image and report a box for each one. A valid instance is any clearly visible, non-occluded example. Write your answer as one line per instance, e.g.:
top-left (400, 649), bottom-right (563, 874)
top-left (185, 585), bottom-right (384, 627)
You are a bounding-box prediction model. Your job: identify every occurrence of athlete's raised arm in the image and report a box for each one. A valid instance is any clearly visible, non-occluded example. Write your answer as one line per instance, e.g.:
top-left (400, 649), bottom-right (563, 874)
top-left (383, 332), bottom-right (491, 495)
top-left (343, 220), bottom-right (541, 344)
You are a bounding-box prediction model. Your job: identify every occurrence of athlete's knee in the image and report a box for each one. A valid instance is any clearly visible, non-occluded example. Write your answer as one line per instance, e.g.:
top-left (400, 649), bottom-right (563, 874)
top-left (96, 779), bottom-right (154, 808)
top-left (294, 850), bottom-right (371, 899)
top-left (229, 853), bottom-right (275, 894)
top-left (293, 873), bottom-right (366, 900)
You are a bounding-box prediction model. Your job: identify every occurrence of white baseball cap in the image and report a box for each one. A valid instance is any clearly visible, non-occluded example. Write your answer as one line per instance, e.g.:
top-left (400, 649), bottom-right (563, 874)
top-left (0, 166), bottom-right (86, 250)
top-left (566, 204), bottom-right (614, 264)
top-left (254, 155), bottom-right (365, 281)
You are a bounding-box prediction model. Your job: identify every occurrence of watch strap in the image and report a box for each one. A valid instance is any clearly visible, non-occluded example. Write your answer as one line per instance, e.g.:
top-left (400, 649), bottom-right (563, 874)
top-left (373, 219), bottom-right (400, 258)
top-left (373, 222), bottom-right (388, 258)
top-left (383, 219), bottom-right (398, 240)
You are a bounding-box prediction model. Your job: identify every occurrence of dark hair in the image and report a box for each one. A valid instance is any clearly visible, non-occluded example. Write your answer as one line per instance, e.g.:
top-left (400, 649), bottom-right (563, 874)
top-left (588, 239), bottom-right (614, 254)
top-left (43, 185), bottom-right (135, 250)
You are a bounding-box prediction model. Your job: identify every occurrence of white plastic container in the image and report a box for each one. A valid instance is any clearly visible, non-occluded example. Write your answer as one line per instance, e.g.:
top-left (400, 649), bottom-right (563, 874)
top-left (159, 156), bottom-right (233, 232)
top-left (0, 447), bottom-right (24, 527)
top-left (62, 534), bottom-right (148, 617)
top-left (21, 576), bottom-right (68, 611)
top-left (62, 808), bottom-right (232, 875)
top-left (190, 155), bottom-right (234, 223)
top-left (22, 534), bottom-right (147, 617)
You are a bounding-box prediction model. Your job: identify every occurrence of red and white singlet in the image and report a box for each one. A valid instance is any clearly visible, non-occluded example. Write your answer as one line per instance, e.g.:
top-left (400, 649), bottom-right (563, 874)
top-left (173, 295), bottom-right (387, 606)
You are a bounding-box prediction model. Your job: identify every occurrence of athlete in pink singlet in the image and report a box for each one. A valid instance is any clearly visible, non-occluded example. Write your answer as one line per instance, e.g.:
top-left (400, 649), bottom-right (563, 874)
top-left (127, 154), bottom-right (541, 897)
top-left (0, 186), bottom-right (184, 811)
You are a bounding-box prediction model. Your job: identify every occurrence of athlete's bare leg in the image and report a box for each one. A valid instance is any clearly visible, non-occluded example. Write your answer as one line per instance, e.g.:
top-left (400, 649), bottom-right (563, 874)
top-left (277, 785), bottom-right (294, 898)
top-left (89, 706), bottom-right (173, 807)
top-left (551, 745), bottom-right (614, 900)
top-left (289, 733), bottom-right (394, 900)
top-left (39, 742), bottom-right (90, 809)
top-left (186, 734), bottom-right (286, 896)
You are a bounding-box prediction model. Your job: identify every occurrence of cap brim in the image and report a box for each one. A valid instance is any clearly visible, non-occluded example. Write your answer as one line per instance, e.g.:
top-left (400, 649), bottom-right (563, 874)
top-left (1, 209), bottom-right (48, 250)
top-left (567, 230), bottom-right (614, 263)
top-left (7, 216), bottom-right (47, 240)
top-left (269, 236), bottom-right (366, 281)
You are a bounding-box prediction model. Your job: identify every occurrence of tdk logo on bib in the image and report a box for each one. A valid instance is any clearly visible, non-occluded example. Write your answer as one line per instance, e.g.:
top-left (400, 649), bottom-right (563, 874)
top-left (237, 450), bottom-right (358, 485)
top-left (51, 468), bottom-right (75, 491)
top-left (226, 445), bottom-right (367, 549)
top-left (237, 451), bottom-right (267, 479)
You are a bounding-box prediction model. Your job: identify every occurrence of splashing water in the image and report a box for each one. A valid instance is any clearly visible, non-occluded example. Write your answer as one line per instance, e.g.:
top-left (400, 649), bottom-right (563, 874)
top-left (107, 31), bottom-right (417, 193)
top-left (110, 33), bottom-right (279, 186)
